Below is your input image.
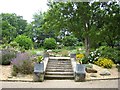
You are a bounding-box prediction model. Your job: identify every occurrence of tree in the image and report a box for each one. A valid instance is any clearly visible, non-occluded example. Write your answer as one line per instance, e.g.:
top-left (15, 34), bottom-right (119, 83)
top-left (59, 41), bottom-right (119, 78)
top-left (25, 12), bottom-right (57, 47)
top-left (101, 2), bottom-right (120, 47)
top-left (43, 2), bottom-right (120, 56)
top-left (42, 2), bottom-right (100, 56)
top-left (1, 13), bottom-right (27, 43)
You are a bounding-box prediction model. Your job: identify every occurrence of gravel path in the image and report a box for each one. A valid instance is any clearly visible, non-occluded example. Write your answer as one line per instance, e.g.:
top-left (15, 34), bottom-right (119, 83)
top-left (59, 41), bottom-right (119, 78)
top-left (0, 79), bottom-right (119, 88)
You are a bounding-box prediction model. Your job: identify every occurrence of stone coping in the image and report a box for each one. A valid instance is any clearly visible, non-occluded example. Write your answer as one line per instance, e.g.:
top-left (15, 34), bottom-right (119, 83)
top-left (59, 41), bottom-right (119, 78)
top-left (1, 77), bottom-right (120, 82)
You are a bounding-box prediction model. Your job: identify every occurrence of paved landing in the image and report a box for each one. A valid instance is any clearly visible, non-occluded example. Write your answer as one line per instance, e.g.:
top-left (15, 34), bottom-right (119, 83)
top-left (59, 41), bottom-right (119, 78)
top-left (0, 79), bottom-right (119, 88)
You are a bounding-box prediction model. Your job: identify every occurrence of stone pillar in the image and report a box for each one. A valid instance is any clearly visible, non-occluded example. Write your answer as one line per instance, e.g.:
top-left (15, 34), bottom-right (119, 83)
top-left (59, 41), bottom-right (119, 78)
top-left (74, 64), bottom-right (86, 82)
top-left (70, 54), bottom-right (76, 58)
top-left (33, 63), bottom-right (44, 82)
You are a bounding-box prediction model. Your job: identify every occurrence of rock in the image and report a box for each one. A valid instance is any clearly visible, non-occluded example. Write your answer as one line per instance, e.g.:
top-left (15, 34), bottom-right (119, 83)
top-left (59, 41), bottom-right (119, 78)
top-left (90, 73), bottom-right (97, 77)
top-left (17, 73), bottom-right (25, 77)
top-left (47, 50), bottom-right (52, 52)
top-left (36, 51), bottom-right (42, 56)
top-left (86, 68), bottom-right (97, 73)
top-left (8, 75), bottom-right (13, 78)
top-left (100, 69), bottom-right (111, 76)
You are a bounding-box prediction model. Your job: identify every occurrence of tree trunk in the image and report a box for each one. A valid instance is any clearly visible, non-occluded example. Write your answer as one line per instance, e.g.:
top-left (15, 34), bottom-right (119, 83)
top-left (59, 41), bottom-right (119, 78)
top-left (85, 36), bottom-right (90, 57)
top-left (84, 23), bottom-right (90, 57)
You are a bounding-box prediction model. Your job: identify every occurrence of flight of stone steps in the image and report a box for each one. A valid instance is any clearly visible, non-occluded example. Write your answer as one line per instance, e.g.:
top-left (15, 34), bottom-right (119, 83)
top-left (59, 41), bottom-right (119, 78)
top-left (45, 57), bottom-right (74, 79)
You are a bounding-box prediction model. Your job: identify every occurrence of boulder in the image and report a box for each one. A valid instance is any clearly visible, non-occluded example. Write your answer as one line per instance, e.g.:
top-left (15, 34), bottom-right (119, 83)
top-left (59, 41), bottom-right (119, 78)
top-left (100, 69), bottom-right (111, 76)
top-left (86, 68), bottom-right (97, 73)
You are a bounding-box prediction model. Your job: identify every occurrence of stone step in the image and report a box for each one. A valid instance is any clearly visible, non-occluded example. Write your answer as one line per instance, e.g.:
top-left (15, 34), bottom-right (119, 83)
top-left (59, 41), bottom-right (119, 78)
top-left (49, 58), bottom-right (70, 61)
top-left (45, 72), bottom-right (74, 75)
top-left (46, 66), bottom-right (72, 69)
top-left (46, 69), bottom-right (73, 72)
top-left (47, 63), bottom-right (72, 67)
top-left (47, 67), bottom-right (72, 69)
top-left (48, 61), bottom-right (71, 63)
top-left (45, 75), bottom-right (74, 79)
top-left (49, 57), bottom-right (70, 60)
top-left (48, 62), bottom-right (71, 64)
top-left (45, 58), bottom-right (74, 80)
top-left (47, 64), bottom-right (72, 67)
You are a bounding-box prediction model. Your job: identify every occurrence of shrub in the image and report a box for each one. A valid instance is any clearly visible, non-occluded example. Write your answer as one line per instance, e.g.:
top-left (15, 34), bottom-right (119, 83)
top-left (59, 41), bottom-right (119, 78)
top-left (76, 54), bottom-right (84, 59)
top-left (11, 52), bottom-right (34, 75)
top-left (94, 57), bottom-right (114, 69)
top-left (36, 56), bottom-right (43, 63)
top-left (62, 35), bottom-right (77, 46)
top-left (88, 49), bottom-right (101, 63)
top-left (43, 38), bottom-right (57, 49)
top-left (76, 54), bottom-right (85, 64)
top-left (76, 42), bottom-right (84, 46)
top-left (14, 35), bottom-right (33, 50)
top-left (9, 41), bottom-right (19, 48)
top-left (97, 46), bottom-right (120, 64)
top-left (0, 48), bottom-right (17, 65)
top-left (81, 57), bottom-right (89, 64)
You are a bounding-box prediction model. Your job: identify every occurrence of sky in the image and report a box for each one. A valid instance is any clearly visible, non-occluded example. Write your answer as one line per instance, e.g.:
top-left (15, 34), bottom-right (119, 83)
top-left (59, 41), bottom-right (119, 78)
top-left (0, 0), bottom-right (49, 22)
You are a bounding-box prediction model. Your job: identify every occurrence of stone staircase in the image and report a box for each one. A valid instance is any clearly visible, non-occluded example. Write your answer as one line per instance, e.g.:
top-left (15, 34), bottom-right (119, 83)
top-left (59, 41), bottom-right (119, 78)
top-left (45, 57), bottom-right (74, 79)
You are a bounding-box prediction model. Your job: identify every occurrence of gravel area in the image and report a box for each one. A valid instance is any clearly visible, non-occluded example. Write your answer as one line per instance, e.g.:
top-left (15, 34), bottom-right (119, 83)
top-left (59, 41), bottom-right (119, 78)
top-left (86, 64), bottom-right (120, 80)
top-left (0, 64), bottom-right (120, 81)
top-left (0, 65), bottom-right (12, 80)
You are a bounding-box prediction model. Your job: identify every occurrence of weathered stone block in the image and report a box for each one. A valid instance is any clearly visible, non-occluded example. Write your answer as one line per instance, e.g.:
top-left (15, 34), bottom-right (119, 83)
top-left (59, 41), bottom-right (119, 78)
top-left (75, 72), bottom-right (86, 82)
top-left (70, 54), bottom-right (76, 58)
top-left (74, 64), bottom-right (86, 82)
top-left (33, 63), bottom-right (44, 82)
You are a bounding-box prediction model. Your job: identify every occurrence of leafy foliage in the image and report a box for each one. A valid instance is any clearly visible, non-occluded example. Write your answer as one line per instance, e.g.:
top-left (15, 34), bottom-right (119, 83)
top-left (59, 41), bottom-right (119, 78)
top-left (24, 12), bottom-right (56, 47)
top-left (62, 35), bottom-right (77, 46)
top-left (94, 57), bottom-right (114, 69)
top-left (43, 38), bottom-right (57, 49)
top-left (88, 49), bottom-right (101, 63)
top-left (97, 46), bottom-right (120, 64)
top-left (14, 35), bottom-right (33, 50)
top-left (42, 2), bottom-right (120, 56)
top-left (1, 13), bottom-right (27, 44)
top-left (9, 41), bottom-right (19, 48)
top-left (36, 56), bottom-right (43, 63)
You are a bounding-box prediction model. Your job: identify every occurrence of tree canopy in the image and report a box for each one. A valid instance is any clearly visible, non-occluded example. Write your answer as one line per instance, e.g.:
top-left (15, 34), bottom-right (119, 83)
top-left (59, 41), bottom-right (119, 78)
top-left (1, 13), bottom-right (27, 43)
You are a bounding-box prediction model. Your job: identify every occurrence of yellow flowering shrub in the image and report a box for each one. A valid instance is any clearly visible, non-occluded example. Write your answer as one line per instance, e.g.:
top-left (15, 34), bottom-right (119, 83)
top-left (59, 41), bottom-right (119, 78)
top-left (94, 57), bottom-right (114, 69)
top-left (76, 54), bottom-right (84, 59)
top-left (76, 54), bottom-right (85, 64)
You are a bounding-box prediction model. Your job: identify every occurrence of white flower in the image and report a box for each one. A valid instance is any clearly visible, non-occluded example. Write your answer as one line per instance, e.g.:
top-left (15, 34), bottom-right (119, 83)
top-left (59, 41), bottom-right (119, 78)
top-left (98, 53), bottom-right (100, 55)
top-left (91, 53), bottom-right (94, 56)
top-left (96, 57), bottom-right (99, 59)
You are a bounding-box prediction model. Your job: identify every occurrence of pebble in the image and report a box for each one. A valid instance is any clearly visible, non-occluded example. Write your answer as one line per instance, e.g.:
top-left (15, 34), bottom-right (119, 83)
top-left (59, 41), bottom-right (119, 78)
top-left (90, 73), bottom-right (97, 77)
top-left (8, 75), bottom-right (13, 78)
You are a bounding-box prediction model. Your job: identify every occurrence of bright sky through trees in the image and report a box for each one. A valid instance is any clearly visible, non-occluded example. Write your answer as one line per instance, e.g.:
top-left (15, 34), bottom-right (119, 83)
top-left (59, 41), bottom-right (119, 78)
top-left (0, 0), bottom-right (48, 22)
